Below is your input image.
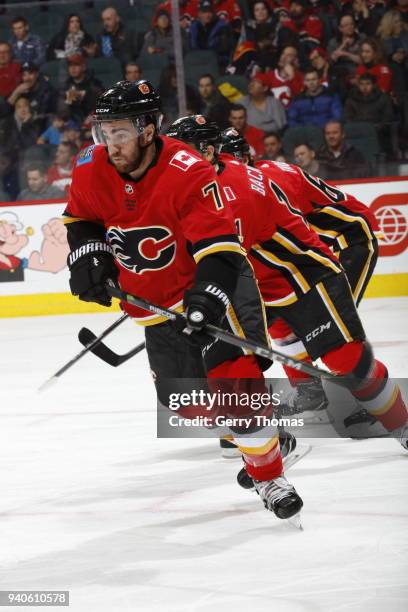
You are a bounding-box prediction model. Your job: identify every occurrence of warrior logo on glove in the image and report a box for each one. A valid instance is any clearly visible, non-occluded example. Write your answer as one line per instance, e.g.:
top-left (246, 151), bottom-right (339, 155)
top-left (107, 226), bottom-right (176, 274)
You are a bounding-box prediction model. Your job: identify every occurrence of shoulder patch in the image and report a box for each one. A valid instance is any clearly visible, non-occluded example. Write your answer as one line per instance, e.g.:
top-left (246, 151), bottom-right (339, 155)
top-left (76, 145), bottom-right (96, 167)
top-left (169, 150), bottom-right (201, 172)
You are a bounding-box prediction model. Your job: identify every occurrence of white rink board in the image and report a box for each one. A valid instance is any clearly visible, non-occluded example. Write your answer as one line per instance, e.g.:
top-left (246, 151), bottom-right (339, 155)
top-left (1, 178), bottom-right (407, 303)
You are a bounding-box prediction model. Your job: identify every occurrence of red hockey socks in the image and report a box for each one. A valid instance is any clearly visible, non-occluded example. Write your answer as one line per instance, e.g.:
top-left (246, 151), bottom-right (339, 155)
top-left (322, 341), bottom-right (407, 431)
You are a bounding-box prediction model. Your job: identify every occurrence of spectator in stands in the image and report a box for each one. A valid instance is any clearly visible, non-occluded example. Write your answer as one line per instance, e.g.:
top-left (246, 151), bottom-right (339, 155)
top-left (394, 0), bottom-right (408, 25)
top-left (293, 142), bottom-right (324, 175)
top-left (355, 38), bottom-right (393, 93)
top-left (288, 68), bottom-right (342, 127)
top-left (141, 9), bottom-right (184, 62)
top-left (8, 62), bottom-right (56, 125)
top-left (308, 46), bottom-right (330, 86)
top-left (228, 103), bottom-right (265, 158)
top-left (18, 163), bottom-right (64, 201)
top-left (189, 0), bottom-right (233, 69)
top-left (279, 0), bottom-right (324, 62)
top-left (0, 95), bottom-right (42, 164)
top-left (377, 9), bottom-right (408, 67)
top-left (240, 74), bottom-right (287, 132)
top-left (124, 62), bottom-right (142, 83)
top-left (245, 1), bottom-right (277, 46)
top-left (158, 64), bottom-right (201, 129)
top-left (327, 14), bottom-right (363, 96)
top-left (61, 123), bottom-right (83, 150)
top-left (262, 131), bottom-right (286, 160)
top-left (97, 6), bottom-right (137, 65)
top-left (47, 13), bottom-right (96, 61)
top-left (342, 0), bottom-right (387, 37)
top-left (261, 45), bottom-right (304, 107)
top-left (345, 72), bottom-right (394, 123)
top-left (47, 141), bottom-right (77, 194)
top-left (0, 42), bottom-right (21, 99)
top-left (344, 72), bottom-right (394, 154)
top-left (58, 55), bottom-right (103, 125)
top-left (317, 120), bottom-right (370, 179)
top-left (198, 73), bottom-right (232, 128)
top-left (213, 0), bottom-right (242, 34)
top-left (153, 1), bottom-right (198, 30)
top-left (9, 16), bottom-right (46, 68)
top-left (37, 114), bottom-right (66, 145)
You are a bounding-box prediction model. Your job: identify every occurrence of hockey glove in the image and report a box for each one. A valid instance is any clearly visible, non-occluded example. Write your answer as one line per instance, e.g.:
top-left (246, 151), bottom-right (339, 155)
top-left (68, 241), bottom-right (119, 307)
top-left (180, 281), bottom-right (230, 346)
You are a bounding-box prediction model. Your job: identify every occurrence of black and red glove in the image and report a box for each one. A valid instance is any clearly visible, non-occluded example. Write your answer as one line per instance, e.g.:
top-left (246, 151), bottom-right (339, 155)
top-left (184, 281), bottom-right (230, 329)
top-left (67, 240), bottom-right (118, 307)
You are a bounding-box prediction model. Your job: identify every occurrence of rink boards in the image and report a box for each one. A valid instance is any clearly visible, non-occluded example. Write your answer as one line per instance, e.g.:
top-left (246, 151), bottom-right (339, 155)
top-left (0, 177), bottom-right (407, 317)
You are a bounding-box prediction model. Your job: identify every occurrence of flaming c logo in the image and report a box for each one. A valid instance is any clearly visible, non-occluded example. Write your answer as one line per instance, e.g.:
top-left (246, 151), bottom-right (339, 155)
top-left (370, 193), bottom-right (408, 257)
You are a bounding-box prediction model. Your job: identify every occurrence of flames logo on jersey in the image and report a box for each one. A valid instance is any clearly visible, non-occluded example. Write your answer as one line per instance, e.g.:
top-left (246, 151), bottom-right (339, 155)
top-left (107, 226), bottom-right (176, 274)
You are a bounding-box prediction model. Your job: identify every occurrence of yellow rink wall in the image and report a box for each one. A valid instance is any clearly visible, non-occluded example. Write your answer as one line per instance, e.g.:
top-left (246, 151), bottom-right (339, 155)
top-left (1, 177), bottom-right (407, 317)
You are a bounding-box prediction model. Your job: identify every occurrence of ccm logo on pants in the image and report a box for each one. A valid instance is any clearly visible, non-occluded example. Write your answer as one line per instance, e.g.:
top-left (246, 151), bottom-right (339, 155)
top-left (306, 322), bottom-right (332, 342)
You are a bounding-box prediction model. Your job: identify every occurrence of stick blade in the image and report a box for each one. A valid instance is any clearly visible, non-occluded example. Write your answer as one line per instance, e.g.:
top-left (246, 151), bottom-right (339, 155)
top-left (38, 376), bottom-right (59, 394)
top-left (78, 327), bottom-right (121, 367)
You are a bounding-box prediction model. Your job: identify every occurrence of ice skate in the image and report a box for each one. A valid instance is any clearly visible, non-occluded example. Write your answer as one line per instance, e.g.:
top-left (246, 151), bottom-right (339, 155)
top-left (237, 431), bottom-right (297, 490)
top-left (253, 474), bottom-right (303, 520)
top-left (219, 436), bottom-right (241, 458)
top-left (393, 422), bottom-right (408, 450)
top-left (277, 379), bottom-right (328, 416)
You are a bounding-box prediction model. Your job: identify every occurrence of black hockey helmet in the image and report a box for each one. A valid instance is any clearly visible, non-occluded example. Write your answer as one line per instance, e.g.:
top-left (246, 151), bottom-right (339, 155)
top-left (219, 127), bottom-right (250, 161)
top-left (92, 79), bottom-right (162, 144)
top-left (166, 115), bottom-right (221, 153)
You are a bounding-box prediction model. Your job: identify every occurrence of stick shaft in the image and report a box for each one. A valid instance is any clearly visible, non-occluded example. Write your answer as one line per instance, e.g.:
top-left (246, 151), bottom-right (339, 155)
top-left (52, 313), bottom-right (129, 379)
top-left (107, 286), bottom-right (336, 380)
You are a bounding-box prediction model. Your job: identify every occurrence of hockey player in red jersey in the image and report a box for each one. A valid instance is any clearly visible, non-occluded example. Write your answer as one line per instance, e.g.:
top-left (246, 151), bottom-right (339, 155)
top-left (64, 80), bottom-right (303, 521)
top-left (219, 128), bottom-right (408, 453)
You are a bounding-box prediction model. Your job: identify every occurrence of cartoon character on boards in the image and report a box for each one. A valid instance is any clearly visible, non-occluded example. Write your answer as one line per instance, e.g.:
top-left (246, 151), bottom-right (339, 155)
top-left (0, 211), bottom-right (69, 282)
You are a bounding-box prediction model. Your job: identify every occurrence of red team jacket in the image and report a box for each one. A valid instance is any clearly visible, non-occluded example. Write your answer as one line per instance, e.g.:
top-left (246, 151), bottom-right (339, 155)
top-left (64, 137), bottom-right (243, 324)
top-left (217, 154), bottom-right (343, 307)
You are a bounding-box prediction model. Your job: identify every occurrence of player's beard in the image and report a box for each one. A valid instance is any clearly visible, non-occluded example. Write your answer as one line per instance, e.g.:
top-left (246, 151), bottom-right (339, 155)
top-left (108, 140), bottom-right (143, 174)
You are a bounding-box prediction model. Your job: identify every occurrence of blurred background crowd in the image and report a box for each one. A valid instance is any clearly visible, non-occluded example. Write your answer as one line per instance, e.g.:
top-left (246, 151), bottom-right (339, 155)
top-left (0, 0), bottom-right (407, 201)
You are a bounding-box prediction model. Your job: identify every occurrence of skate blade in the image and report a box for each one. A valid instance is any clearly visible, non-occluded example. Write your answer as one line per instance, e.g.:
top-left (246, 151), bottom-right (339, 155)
top-left (287, 512), bottom-right (303, 530)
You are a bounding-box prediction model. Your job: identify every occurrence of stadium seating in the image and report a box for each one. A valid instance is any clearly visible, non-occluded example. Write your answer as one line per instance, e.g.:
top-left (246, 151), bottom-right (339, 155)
top-left (184, 50), bottom-right (219, 86)
top-left (87, 57), bottom-right (123, 88)
top-left (41, 60), bottom-right (68, 89)
top-left (344, 122), bottom-right (380, 166)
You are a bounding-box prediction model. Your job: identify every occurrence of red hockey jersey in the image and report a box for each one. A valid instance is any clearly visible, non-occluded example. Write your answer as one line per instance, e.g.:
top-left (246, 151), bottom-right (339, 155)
top-left (218, 154), bottom-right (342, 306)
top-left (257, 69), bottom-right (304, 107)
top-left (256, 159), bottom-right (381, 249)
top-left (153, 1), bottom-right (198, 25)
top-left (64, 137), bottom-right (243, 323)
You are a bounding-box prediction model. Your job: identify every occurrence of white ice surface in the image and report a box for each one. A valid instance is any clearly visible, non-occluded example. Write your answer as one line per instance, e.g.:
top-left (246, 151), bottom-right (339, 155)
top-left (0, 298), bottom-right (407, 612)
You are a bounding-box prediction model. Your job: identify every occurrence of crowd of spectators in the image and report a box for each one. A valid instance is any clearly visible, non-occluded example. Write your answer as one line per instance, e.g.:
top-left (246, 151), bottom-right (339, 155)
top-left (0, 0), bottom-right (407, 202)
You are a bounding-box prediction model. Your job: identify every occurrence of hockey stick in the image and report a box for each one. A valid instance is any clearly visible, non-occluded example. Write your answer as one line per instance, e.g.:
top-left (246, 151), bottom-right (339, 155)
top-left (106, 286), bottom-right (337, 381)
top-left (78, 326), bottom-right (146, 367)
top-left (38, 313), bottom-right (130, 392)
